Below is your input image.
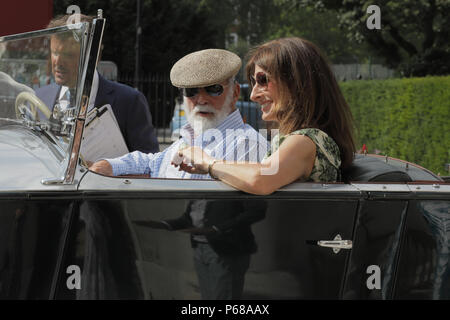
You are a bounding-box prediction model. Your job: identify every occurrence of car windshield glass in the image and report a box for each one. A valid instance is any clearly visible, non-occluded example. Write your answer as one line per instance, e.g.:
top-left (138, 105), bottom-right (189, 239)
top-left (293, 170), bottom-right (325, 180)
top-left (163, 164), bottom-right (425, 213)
top-left (0, 25), bottom-right (87, 157)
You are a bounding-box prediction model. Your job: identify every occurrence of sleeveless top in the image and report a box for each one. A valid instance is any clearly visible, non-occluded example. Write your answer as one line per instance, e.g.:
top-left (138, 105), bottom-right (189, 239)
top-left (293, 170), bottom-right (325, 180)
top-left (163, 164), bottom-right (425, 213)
top-left (265, 128), bottom-right (341, 182)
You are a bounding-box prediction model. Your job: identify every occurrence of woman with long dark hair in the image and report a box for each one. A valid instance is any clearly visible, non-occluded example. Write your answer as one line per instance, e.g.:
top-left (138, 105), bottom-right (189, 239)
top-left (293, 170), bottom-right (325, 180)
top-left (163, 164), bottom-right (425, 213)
top-left (175, 37), bottom-right (356, 195)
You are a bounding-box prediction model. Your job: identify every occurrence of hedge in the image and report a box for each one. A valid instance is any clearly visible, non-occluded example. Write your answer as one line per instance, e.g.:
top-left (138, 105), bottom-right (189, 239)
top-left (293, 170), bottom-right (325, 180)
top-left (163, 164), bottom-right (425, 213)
top-left (340, 76), bottom-right (450, 175)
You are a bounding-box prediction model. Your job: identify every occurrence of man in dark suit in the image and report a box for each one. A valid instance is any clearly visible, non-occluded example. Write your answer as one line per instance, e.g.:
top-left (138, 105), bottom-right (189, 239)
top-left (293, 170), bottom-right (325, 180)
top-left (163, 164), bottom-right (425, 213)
top-left (36, 14), bottom-right (159, 154)
top-left (36, 72), bottom-right (159, 154)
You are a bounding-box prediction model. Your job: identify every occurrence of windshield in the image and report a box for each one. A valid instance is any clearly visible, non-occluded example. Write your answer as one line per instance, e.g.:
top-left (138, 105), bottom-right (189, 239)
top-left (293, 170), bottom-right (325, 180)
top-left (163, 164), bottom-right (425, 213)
top-left (0, 25), bottom-right (87, 156)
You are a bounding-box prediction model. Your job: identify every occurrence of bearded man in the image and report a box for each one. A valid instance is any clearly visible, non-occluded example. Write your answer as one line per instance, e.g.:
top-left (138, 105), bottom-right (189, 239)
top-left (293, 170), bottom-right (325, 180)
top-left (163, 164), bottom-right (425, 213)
top-left (89, 49), bottom-right (269, 300)
top-left (89, 49), bottom-right (268, 178)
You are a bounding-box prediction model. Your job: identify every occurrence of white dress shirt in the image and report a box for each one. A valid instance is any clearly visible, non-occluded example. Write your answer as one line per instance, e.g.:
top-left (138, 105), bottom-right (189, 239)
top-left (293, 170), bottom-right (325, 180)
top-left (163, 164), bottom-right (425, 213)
top-left (57, 70), bottom-right (99, 111)
top-left (106, 109), bottom-right (269, 179)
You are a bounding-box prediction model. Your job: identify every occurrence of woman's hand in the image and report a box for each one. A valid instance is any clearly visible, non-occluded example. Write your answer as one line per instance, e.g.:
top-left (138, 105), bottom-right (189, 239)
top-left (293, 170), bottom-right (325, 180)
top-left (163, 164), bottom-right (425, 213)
top-left (172, 146), bottom-right (214, 175)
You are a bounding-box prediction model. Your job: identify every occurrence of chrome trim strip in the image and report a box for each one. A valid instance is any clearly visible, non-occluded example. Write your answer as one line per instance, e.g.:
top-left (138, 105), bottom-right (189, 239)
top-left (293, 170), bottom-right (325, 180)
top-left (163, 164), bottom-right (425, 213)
top-left (78, 172), bottom-right (362, 193)
top-left (351, 183), bottom-right (411, 192)
top-left (407, 184), bottom-right (450, 193)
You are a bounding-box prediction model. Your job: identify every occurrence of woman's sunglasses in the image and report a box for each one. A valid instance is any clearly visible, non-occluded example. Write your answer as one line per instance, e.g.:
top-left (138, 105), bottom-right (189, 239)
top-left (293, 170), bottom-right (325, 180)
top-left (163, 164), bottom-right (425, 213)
top-left (180, 84), bottom-right (225, 98)
top-left (250, 72), bottom-right (269, 88)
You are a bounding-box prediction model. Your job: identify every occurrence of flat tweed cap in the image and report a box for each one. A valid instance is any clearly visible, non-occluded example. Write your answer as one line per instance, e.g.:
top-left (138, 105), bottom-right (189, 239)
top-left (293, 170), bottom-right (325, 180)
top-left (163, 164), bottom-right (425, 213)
top-left (170, 49), bottom-right (241, 88)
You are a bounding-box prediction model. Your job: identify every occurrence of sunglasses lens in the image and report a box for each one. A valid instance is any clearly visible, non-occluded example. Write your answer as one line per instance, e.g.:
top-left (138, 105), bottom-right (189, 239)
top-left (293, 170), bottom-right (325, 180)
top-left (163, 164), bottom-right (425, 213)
top-left (256, 72), bottom-right (268, 86)
top-left (181, 88), bottom-right (198, 97)
top-left (250, 72), bottom-right (269, 87)
top-left (181, 84), bottom-right (224, 97)
top-left (205, 84), bottom-right (224, 96)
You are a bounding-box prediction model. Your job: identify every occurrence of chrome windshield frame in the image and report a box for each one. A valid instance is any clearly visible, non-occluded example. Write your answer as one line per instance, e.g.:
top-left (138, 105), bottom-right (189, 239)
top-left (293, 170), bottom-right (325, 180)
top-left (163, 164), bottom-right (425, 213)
top-left (49, 17), bottom-right (106, 185)
top-left (59, 17), bottom-right (105, 184)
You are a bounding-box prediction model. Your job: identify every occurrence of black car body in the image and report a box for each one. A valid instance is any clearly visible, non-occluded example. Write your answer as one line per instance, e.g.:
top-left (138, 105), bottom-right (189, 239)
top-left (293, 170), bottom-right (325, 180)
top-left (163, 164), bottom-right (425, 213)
top-left (0, 17), bottom-right (449, 300)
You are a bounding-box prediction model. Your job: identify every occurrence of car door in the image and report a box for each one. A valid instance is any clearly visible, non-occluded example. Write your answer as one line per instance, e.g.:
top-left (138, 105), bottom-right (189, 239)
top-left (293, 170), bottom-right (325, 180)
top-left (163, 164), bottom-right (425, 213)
top-left (341, 184), bottom-right (411, 299)
top-left (341, 183), bottom-right (450, 300)
top-left (70, 173), bottom-right (361, 299)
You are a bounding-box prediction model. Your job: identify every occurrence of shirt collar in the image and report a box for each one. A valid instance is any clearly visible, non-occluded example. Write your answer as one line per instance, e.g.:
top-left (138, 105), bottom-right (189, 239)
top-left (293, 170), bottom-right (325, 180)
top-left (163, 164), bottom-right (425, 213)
top-left (58, 86), bottom-right (69, 101)
top-left (57, 70), bottom-right (99, 110)
top-left (180, 109), bottom-right (244, 144)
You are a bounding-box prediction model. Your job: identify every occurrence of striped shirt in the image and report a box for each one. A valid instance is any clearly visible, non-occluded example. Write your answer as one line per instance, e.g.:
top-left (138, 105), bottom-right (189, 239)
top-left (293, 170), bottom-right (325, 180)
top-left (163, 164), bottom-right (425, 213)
top-left (106, 109), bottom-right (269, 179)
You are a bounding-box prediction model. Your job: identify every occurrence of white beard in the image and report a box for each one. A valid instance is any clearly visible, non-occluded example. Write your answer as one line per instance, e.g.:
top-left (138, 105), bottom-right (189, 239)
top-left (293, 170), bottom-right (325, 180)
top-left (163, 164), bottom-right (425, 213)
top-left (183, 87), bottom-right (234, 135)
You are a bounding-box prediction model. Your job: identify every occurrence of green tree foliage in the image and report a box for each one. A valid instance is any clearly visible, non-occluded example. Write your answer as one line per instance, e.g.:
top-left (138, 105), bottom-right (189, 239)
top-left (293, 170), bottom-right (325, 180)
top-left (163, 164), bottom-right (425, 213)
top-left (54, 0), bottom-right (232, 74)
top-left (340, 76), bottom-right (450, 174)
top-left (230, 0), bottom-right (279, 45)
top-left (282, 0), bottom-right (450, 76)
top-left (264, 4), bottom-right (373, 64)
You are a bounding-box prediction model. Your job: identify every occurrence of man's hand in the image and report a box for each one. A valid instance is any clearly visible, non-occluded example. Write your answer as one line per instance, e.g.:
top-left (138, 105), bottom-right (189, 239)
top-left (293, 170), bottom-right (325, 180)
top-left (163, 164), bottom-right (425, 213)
top-left (89, 160), bottom-right (113, 176)
top-left (172, 146), bottom-right (214, 174)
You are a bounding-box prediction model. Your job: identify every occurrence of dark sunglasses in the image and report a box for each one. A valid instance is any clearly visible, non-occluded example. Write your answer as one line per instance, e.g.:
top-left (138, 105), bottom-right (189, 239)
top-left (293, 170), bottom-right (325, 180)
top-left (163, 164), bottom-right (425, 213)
top-left (180, 84), bottom-right (225, 98)
top-left (250, 72), bottom-right (269, 88)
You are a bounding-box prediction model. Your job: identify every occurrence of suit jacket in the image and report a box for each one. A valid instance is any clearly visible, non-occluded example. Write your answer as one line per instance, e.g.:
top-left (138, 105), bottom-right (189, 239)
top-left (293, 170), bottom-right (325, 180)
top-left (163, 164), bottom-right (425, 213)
top-left (35, 74), bottom-right (159, 153)
top-left (164, 200), bottom-right (267, 255)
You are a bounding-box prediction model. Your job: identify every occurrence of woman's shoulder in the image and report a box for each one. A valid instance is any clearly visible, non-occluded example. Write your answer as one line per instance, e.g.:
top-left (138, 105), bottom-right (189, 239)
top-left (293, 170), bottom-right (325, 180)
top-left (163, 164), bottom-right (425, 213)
top-left (289, 128), bottom-right (327, 138)
top-left (289, 128), bottom-right (335, 147)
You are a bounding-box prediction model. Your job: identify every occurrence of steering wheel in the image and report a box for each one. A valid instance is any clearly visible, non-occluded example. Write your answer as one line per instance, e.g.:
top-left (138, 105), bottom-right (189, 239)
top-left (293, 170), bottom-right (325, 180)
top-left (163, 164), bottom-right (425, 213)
top-left (15, 91), bottom-right (52, 121)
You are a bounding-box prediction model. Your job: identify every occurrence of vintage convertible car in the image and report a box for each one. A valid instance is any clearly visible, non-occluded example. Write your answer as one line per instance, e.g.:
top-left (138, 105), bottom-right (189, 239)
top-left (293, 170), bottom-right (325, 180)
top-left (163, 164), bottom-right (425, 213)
top-left (0, 15), bottom-right (449, 300)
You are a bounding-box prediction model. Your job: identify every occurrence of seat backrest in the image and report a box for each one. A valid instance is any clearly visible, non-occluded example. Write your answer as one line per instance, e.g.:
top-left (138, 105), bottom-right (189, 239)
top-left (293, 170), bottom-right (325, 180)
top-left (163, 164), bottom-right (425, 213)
top-left (342, 154), bottom-right (413, 183)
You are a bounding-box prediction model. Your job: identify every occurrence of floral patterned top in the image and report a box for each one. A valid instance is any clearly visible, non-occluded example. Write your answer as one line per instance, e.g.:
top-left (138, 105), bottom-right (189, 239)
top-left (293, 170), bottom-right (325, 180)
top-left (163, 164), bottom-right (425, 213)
top-left (265, 128), bottom-right (341, 182)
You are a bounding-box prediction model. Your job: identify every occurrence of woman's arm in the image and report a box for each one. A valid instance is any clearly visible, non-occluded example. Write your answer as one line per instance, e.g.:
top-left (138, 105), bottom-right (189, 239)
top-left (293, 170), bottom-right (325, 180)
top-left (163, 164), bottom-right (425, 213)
top-left (177, 135), bottom-right (316, 195)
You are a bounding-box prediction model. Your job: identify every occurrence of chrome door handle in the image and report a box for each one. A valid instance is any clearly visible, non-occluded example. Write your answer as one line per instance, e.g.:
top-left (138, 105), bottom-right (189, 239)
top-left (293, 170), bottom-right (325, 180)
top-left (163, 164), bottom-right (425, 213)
top-left (307, 234), bottom-right (352, 254)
